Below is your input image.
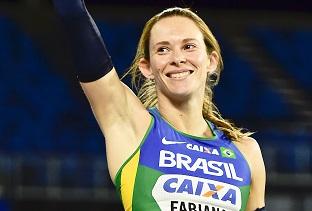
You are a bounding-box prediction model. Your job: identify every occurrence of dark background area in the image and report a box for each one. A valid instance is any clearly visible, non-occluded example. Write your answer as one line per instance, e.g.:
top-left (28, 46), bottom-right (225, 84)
top-left (0, 0), bottom-right (311, 210)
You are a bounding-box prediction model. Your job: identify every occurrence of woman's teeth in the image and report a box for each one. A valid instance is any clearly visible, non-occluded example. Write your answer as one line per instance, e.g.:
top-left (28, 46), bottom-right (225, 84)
top-left (168, 71), bottom-right (190, 78)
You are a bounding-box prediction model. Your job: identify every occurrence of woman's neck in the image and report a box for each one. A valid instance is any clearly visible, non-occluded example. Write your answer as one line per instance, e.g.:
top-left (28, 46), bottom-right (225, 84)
top-left (156, 97), bottom-right (213, 138)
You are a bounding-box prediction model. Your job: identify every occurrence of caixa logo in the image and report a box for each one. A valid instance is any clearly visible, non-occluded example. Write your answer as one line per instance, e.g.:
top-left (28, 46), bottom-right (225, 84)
top-left (161, 137), bottom-right (236, 159)
top-left (152, 175), bottom-right (241, 211)
top-left (186, 144), bottom-right (220, 156)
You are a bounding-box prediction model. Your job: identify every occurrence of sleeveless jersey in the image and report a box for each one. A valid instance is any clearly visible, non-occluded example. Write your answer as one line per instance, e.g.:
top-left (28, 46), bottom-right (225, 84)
top-left (115, 107), bottom-right (251, 211)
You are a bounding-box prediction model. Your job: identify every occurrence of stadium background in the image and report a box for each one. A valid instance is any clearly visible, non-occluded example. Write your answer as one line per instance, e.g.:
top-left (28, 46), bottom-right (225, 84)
top-left (0, 0), bottom-right (311, 210)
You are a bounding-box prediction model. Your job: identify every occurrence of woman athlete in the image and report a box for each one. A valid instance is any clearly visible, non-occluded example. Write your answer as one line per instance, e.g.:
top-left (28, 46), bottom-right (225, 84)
top-left (53, 0), bottom-right (266, 210)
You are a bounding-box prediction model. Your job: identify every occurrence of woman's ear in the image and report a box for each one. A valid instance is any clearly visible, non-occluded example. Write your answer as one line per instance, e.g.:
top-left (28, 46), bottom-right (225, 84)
top-left (139, 58), bottom-right (154, 79)
top-left (207, 51), bottom-right (219, 72)
top-left (206, 51), bottom-right (220, 87)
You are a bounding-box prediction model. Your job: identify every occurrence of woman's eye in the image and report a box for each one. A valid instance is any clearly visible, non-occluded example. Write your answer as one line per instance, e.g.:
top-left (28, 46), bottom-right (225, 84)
top-left (184, 44), bottom-right (196, 50)
top-left (157, 47), bottom-right (169, 53)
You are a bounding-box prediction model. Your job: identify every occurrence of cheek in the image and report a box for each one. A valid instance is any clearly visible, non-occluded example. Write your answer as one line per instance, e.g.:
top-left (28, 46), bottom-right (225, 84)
top-left (189, 52), bottom-right (209, 69)
top-left (150, 56), bottom-right (168, 72)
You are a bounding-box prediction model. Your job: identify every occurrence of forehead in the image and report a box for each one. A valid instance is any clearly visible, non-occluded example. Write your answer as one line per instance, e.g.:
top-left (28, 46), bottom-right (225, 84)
top-left (150, 16), bottom-right (204, 45)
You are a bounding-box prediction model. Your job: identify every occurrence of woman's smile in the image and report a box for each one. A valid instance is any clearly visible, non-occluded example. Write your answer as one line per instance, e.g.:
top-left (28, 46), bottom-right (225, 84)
top-left (165, 69), bottom-right (194, 80)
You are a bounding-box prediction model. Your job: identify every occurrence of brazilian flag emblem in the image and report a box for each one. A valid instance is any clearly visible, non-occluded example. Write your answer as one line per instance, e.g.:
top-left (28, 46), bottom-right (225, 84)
top-left (220, 147), bottom-right (236, 159)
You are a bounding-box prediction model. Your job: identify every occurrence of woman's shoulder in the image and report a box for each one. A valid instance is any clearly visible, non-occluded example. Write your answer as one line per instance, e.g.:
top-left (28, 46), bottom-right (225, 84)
top-left (237, 136), bottom-right (262, 154)
top-left (235, 137), bottom-right (266, 209)
top-left (233, 136), bottom-right (265, 172)
top-left (234, 135), bottom-right (266, 202)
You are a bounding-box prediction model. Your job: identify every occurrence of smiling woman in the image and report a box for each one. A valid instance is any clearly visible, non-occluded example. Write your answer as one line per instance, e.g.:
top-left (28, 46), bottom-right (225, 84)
top-left (52, 1), bottom-right (266, 211)
top-left (139, 16), bottom-right (215, 102)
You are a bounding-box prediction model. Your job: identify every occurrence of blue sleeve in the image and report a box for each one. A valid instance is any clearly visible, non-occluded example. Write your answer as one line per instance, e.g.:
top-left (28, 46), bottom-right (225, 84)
top-left (53, 0), bottom-right (113, 82)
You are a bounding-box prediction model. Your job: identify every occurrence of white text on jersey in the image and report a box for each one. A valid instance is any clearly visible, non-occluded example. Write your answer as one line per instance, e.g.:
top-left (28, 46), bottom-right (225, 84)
top-left (159, 150), bottom-right (243, 182)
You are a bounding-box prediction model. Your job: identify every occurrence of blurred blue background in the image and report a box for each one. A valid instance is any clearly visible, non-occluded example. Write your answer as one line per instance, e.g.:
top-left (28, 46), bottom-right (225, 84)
top-left (0, 0), bottom-right (311, 210)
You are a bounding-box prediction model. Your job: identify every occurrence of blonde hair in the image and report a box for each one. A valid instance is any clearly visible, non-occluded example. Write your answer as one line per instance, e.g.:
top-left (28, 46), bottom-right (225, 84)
top-left (124, 7), bottom-right (252, 141)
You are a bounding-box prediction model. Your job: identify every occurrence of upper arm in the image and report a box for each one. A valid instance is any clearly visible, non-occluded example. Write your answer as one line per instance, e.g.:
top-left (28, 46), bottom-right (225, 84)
top-left (80, 68), bottom-right (149, 134)
top-left (242, 137), bottom-right (266, 211)
top-left (80, 68), bottom-right (151, 179)
top-left (235, 137), bottom-right (266, 211)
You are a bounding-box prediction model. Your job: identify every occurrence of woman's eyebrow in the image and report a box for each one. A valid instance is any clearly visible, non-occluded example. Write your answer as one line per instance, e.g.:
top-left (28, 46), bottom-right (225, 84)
top-left (154, 41), bottom-right (170, 46)
top-left (154, 38), bottom-right (198, 47)
top-left (182, 38), bottom-right (198, 43)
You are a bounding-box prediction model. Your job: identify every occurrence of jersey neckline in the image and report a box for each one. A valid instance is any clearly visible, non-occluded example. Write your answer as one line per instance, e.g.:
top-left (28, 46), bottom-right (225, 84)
top-left (150, 107), bottom-right (218, 141)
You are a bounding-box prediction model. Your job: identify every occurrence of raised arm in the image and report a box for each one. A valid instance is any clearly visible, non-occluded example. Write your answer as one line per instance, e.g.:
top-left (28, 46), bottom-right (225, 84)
top-left (52, 0), bottom-right (151, 180)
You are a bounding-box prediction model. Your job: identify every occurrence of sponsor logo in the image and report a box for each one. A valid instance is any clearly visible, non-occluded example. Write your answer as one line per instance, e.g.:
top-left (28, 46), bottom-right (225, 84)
top-left (161, 137), bottom-right (236, 159)
top-left (161, 137), bottom-right (220, 156)
top-left (220, 147), bottom-right (236, 159)
top-left (186, 144), bottom-right (220, 156)
top-left (159, 150), bottom-right (243, 182)
top-left (162, 137), bottom-right (187, 145)
top-left (152, 175), bottom-right (241, 211)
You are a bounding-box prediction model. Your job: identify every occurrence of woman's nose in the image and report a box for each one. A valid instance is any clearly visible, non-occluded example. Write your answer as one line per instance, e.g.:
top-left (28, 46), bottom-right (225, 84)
top-left (171, 50), bottom-right (186, 65)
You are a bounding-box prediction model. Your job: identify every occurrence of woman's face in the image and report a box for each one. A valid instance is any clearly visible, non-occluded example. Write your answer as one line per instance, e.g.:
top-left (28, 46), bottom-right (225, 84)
top-left (141, 16), bottom-right (218, 101)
